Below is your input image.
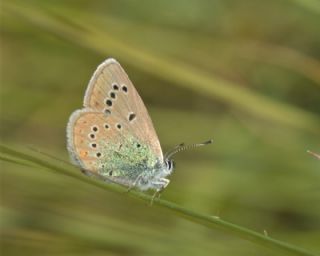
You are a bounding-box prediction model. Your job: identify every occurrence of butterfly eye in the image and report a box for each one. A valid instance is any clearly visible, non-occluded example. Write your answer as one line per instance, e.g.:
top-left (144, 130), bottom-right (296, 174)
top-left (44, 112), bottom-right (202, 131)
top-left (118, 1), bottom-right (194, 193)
top-left (112, 84), bottom-right (119, 90)
top-left (109, 170), bottom-right (113, 176)
top-left (122, 85), bottom-right (128, 93)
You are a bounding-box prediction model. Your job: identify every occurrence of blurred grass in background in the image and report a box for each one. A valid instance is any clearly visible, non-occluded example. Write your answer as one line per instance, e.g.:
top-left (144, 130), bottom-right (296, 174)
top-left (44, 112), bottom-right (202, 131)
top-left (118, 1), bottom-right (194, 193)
top-left (1, 0), bottom-right (320, 255)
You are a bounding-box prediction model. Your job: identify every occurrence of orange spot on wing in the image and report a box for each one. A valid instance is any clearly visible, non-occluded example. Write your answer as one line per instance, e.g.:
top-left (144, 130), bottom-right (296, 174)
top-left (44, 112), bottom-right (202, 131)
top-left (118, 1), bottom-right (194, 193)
top-left (80, 150), bottom-right (88, 157)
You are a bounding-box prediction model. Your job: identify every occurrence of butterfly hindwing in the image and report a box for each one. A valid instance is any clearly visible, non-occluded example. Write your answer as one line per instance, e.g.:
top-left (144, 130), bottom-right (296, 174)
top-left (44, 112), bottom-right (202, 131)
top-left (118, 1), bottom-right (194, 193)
top-left (67, 108), bottom-right (158, 186)
top-left (67, 109), bottom-right (114, 173)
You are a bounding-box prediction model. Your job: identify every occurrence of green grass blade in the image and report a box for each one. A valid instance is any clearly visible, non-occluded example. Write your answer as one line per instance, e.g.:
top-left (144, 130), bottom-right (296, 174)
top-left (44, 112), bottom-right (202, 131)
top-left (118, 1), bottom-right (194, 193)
top-left (0, 144), bottom-right (317, 256)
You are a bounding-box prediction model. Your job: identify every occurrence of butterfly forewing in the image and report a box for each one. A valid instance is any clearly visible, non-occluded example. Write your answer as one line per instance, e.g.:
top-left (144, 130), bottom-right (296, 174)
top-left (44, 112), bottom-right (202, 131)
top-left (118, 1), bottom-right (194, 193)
top-left (83, 59), bottom-right (162, 158)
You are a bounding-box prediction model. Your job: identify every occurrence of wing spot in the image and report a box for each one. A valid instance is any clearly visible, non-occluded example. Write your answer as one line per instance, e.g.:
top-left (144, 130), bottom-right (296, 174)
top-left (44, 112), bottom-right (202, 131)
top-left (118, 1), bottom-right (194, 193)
top-left (80, 150), bottom-right (88, 157)
top-left (116, 123), bottom-right (122, 130)
top-left (90, 143), bottom-right (97, 148)
top-left (112, 84), bottom-right (119, 90)
top-left (128, 113), bottom-right (136, 121)
top-left (137, 143), bottom-right (141, 148)
top-left (104, 123), bottom-right (110, 129)
top-left (110, 92), bottom-right (116, 99)
top-left (104, 109), bottom-right (111, 116)
top-left (89, 133), bottom-right (95, 139)
top-left (91, 126), bottom-right (98, 132)
top-left (122, 85), bottom-right (128, 93)
top-left (105, 99), bottom-right (112, 107)
top-left (109, 170), bottom-right (113, 176)
top-left (96, 152), bottom-right (102, 157)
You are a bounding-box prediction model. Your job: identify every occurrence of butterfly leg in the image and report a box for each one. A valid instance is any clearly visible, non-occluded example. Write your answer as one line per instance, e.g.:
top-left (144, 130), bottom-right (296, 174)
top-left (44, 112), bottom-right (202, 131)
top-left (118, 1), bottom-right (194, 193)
top-left (150, 178), bottom-right (170, 205)
top-left (125, 173), bottom-right (143, 193)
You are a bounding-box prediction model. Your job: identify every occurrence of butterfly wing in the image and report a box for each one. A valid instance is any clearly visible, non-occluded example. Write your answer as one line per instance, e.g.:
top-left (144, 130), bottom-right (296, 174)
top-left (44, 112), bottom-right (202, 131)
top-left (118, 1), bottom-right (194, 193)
top-left (67, 58), bottom-right (163, 184)
top-left (83, 58), bottom-right (162, 158)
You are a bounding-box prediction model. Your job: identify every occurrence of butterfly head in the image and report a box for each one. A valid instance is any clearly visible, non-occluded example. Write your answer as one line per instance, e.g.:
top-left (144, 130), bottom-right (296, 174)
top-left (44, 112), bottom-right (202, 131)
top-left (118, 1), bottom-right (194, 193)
top-left (164, 158), bottom-right (175, 173)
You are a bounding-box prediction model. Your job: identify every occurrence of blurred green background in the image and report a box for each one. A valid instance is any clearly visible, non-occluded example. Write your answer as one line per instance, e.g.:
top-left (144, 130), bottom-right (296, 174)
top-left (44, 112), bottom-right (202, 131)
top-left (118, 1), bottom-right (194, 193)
top-left (1, 0), bottom-right (320, 255)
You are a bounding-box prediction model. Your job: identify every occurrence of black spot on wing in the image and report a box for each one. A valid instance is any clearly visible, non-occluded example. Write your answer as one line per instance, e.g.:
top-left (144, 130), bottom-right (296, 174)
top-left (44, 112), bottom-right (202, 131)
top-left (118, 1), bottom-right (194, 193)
top-left (128, 113), bottom-right (136, 121)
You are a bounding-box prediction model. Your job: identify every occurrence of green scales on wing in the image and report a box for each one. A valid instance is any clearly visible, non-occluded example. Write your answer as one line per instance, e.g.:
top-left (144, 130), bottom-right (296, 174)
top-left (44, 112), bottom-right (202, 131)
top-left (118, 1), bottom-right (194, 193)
top-left (97, 135), bottom-right (162, 182)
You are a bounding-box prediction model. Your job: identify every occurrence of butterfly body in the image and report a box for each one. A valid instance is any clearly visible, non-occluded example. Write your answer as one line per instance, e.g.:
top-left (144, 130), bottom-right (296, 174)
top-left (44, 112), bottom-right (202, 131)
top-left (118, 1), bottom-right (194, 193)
top-left (67, 58), bottom-right (173, 192)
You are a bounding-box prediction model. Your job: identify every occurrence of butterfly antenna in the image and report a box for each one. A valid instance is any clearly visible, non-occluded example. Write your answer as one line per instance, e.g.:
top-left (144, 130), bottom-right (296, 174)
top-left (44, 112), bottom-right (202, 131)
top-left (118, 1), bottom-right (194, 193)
top-left (165, 139), bottom-right (213, 160)
top-left (164, 142), bottom-right (185, 159)
top-left (307, 150), bottom-right (320, 160)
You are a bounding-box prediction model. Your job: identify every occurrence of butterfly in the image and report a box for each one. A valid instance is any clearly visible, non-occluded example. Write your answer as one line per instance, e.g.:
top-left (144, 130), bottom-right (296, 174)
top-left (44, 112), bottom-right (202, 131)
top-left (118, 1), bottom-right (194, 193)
top-left (67, 58), bottom-right (212, 198)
